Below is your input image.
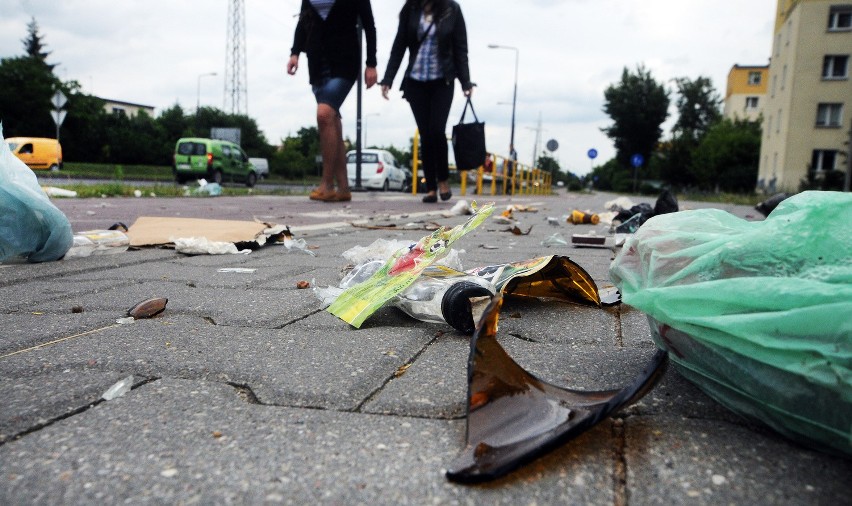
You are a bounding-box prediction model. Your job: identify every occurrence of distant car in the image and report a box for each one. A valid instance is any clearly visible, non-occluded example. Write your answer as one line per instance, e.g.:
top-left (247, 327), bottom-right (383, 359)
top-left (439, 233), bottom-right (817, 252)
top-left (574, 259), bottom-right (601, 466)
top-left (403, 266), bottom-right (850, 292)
top-left (346, 149), bottom-right (406, 191)
top-left (173, 137), bottom-right (260, 187)
top-left (6, 137), bottom-right (62, 171)
top-left (248, 157), bottom-right (269, 179)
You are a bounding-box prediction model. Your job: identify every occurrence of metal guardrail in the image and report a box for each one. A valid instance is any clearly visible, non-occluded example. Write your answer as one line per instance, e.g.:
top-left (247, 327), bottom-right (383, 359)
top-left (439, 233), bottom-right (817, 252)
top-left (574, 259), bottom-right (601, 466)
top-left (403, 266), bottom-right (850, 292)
top-left (410, 130), bottom-right (553, 197)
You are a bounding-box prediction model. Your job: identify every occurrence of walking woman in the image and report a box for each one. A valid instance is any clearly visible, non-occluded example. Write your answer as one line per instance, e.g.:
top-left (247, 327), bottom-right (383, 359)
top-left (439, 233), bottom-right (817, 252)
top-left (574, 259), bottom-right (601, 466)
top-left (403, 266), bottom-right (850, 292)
top-left (380, 0), bottom-right (473, 203)
top-left (288, 0), bottom-right (378, 202)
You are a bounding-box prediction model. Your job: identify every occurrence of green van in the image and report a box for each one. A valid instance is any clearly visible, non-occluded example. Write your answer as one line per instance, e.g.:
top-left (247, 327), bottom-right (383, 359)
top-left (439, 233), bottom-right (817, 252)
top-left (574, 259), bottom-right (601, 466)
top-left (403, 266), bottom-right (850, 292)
top-left (172, 137), bottom-right (260, 187)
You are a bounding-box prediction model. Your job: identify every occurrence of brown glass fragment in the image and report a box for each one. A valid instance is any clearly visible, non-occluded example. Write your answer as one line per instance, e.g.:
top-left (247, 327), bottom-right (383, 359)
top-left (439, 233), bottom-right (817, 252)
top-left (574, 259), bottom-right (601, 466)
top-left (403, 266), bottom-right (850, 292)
top-left (127, 297), bottom-right (168, 319)
top-left (446, 294), bottom-right (668, 483)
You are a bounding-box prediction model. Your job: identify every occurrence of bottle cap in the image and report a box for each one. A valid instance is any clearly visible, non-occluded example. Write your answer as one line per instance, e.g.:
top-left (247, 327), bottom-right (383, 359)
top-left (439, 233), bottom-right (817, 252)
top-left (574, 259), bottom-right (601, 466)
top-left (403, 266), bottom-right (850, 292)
top-left (441, 281), bottom-right (494, 334)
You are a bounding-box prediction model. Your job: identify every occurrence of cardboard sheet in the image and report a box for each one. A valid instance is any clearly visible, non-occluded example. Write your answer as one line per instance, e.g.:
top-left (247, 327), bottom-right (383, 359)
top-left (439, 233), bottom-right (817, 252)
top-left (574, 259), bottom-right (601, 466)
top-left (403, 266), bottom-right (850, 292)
top-left (126, 217), bottom-right (268, 247)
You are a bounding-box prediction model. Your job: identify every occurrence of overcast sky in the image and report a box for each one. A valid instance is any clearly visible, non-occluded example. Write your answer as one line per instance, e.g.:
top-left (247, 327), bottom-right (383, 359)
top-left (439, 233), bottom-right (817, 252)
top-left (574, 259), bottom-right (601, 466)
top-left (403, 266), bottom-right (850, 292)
top-left (0, 0), bottom-right (776, 175)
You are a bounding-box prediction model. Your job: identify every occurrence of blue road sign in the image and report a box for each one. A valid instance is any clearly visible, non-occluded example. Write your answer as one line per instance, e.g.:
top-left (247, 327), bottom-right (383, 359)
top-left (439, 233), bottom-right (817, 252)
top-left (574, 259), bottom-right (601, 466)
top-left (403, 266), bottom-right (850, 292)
top-left (631, 154), bottom-right (644, 168)
top-left (587, 148), bottom-right (598, 159)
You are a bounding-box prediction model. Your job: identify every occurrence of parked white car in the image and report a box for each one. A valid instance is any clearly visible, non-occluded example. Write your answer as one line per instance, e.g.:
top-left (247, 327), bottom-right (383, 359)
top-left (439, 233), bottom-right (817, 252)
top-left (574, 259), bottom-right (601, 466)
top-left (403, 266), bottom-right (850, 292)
top-left (346, 149), bottom-right (406, 191)
top-left (248, 157), bottom-right (269, 179)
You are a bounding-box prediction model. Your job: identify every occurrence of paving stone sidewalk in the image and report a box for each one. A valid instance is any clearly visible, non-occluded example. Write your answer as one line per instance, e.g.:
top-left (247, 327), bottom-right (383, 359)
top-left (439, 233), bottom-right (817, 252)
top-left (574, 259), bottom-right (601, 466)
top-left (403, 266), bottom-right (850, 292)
top-left (1, 191), bottom-right (849, 504)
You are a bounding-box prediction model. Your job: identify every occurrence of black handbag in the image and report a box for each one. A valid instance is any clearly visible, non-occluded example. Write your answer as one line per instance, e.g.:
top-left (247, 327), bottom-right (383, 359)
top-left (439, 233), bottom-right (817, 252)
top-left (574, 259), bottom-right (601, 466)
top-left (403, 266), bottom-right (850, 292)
top-left (452, 97), bottom-right (486, 171)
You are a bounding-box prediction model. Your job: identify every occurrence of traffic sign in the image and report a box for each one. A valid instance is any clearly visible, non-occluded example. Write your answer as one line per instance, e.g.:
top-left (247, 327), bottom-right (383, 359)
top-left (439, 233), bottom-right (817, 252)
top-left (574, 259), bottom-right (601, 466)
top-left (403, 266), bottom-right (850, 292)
top-left (51, 90), bottom-right (67, 109)
top-left (587, 148), bottom-right (598, 159)
top-left (51, 110), bottom-right (67, 127)
top-left (546, 139), bottom-right (559, 152)
top-left (631, 154), bottom-right (644, 168)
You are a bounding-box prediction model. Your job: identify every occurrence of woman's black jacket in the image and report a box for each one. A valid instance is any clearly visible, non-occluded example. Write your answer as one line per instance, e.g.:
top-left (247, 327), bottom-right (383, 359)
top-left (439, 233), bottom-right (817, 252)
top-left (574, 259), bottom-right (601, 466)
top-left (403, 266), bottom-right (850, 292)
top-left (380, 0), bottom-right (472, 92)
top-left (290, 0), bottom-right (378, 85)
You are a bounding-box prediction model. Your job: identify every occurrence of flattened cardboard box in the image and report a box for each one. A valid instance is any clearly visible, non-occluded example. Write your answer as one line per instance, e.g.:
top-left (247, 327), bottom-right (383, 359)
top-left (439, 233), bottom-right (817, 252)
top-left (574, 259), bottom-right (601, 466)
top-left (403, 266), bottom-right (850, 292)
top-left (126, 217), bottom-right (268, 247)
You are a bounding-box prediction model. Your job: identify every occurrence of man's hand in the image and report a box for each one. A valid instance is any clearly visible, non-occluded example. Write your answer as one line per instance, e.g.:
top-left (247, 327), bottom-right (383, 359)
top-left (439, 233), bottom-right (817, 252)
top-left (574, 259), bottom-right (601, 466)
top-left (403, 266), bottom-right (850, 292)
top-left (365, 66), bottom-right (377, 88)
top-left (287, 55), bottom-right (299, 75)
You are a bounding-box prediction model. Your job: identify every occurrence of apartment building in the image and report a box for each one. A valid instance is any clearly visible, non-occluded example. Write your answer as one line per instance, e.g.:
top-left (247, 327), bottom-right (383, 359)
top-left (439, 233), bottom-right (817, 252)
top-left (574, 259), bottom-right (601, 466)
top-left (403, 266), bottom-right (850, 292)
top-left (757, 0), bottom-right (852, 192)
top-left (724, 65), bottom-right (769, 122)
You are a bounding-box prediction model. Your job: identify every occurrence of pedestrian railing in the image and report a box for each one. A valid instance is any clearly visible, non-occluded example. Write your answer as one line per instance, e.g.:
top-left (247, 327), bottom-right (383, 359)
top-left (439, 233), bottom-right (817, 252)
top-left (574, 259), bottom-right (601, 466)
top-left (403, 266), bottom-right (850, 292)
top-left (410, 130), bottom-right (553, 197)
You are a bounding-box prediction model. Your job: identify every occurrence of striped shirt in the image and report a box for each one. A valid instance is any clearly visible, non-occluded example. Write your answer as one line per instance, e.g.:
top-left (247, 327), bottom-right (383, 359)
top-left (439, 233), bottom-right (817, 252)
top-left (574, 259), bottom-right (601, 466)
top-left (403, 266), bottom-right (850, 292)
top-left (310, 0), bottom-right (336, 20)
top-left (410, 13), bottom-right (442, 81)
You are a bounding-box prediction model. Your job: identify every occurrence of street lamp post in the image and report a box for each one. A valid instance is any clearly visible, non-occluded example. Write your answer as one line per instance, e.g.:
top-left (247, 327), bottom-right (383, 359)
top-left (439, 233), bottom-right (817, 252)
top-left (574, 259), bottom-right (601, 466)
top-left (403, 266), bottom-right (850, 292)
top-left (488, 44), bottom-right (519, 153)
top-left (197, 72), bottom-right (217, 111)
top-left (364, 113), bottom-right (380, 148)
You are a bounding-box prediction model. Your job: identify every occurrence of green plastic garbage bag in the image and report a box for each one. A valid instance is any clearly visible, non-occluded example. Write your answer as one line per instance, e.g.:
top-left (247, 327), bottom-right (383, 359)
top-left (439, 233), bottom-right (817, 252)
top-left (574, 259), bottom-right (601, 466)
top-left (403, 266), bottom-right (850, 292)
top-left (610, 191), bottom-right (852, 457)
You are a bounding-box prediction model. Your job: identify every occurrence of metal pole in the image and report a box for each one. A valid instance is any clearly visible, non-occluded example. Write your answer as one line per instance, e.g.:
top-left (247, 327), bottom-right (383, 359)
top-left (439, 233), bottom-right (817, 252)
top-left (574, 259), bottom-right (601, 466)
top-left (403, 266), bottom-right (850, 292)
top-left (510, 48), bottom-right (518, 150)
top-left (353, 20), bottom-right (363, 190)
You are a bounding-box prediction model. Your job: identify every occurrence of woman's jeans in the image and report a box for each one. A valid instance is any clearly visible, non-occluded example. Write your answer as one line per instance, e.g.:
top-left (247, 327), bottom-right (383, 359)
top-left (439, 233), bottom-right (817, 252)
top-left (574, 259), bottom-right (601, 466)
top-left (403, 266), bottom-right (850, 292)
top-left (405, 79), bottom-right (454, 192)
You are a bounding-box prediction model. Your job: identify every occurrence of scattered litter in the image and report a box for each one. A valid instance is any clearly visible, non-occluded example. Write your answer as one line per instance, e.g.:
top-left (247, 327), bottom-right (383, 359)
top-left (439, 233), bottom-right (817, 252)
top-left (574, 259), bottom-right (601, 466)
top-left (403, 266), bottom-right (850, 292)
top-left (754, 192), bottom-right (790, 217)
top-left (296, 280), bottom-right (310, 289)
top-left (127, 297), bottom-right (168, 319)
top-left (610, 190), bottom-right (852, 457)
top-left (133, 189), bottom-right (142, 198)
top-left (188, 179), bottom-right (222, 196)
top-left (327, 203), bottom-right (494, 328)
top-left (445, 199), bottom-right (473, 216)
top-left (102, 375), bottom-right (134, 400)
top-left (115, 317), bottom-right (136, 325)
top-left (541, 233), bottom-right (568, 247)
top-left (546, 217), bottom-right (560, 226)
top-left (42, 186), bottom-right (78, 198)
top-left (566, 210), bottom-right (600, 224)
top-left (65, 229), bottom-right (130, 258)
top-left (611, 190), bottom-right (679, 233)
top-left (71, 306), bottom-right (84, 313)
top-left (217, 268), bottom-right (256, 273)
top-left (605, 196), bottom-right (635, 212)
top-left (571, 232), bottom-right (613, 248)
top-left (479, 244), bottom-right (498, 250)
top-left (445, 293), bottom-right (667, 483)
top-left (174, 236), bottom-right (251, 255)
top-left (504, 225), bottom-right (532, 235)
top-left (492, 214), bottom-right (515, 225)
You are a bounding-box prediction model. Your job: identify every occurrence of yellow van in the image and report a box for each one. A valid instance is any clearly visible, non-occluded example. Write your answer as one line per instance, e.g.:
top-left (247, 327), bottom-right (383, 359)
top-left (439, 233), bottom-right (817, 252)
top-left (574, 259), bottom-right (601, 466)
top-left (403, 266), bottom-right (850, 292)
top-left (6, 137), bottom-right (63, 171)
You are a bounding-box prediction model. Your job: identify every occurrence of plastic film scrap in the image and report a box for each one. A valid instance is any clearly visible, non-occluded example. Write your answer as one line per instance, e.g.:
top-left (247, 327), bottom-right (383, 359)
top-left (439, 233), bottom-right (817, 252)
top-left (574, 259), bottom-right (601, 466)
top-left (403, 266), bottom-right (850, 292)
top-left (446, 294), bottom-right (668, 483)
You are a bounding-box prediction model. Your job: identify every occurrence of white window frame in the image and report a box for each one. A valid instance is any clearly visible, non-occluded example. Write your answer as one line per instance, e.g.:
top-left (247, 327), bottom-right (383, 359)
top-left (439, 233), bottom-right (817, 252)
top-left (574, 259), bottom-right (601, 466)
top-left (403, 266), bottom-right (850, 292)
top-left (748, 71), bottom-right (762, 85)
top-left (816, 103), bottom-right (844, 127)
top-left (822, 55), bottom-right (850, 79)
top-left (828, 7), bottom-right (852, 31)
top-left (812, 150), bottom-right (838, 171)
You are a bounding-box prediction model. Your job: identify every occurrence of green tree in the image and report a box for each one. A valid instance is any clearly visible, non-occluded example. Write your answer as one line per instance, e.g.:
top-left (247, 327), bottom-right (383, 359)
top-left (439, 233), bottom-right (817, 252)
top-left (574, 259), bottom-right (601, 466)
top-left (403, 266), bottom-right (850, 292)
top-left (0, 56), bottom-right (60, 137)
top-left (690, 118), bottom-right (761, 192)
top-left (22, 17), bottom-right (57, 70)
top-left (602, 65), bottom-right (670, 170)
top-left (671, 77), bottom-right (722, 141)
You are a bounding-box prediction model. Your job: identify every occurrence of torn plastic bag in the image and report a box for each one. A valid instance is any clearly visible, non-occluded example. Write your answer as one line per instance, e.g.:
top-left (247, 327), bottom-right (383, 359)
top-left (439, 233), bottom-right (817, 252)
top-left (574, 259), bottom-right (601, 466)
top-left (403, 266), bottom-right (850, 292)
top-left (609, 191), bottom-right (852, 457)
top-left (0, 125), bottom-right (73, 262)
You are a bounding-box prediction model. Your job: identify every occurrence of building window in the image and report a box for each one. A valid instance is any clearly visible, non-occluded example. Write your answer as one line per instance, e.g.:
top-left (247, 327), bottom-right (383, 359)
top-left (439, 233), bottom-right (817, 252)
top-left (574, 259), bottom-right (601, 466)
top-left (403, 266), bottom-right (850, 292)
top-left (823, 55), bottom-right (850, 79)
top-left (111, 107), bottom-right (126, 116)
top-left (777, 109), bottom-right (782, 133)
top-left (748, 71), bottom-right (762, 85)
top-left (828, 6), bottom-right (852, 31)
top-left (745, 96), bottom-right (759, 109)
top-left (816, 103), bottom-right (844, 127)
top-left (812, 150), bottom-right (838, 171)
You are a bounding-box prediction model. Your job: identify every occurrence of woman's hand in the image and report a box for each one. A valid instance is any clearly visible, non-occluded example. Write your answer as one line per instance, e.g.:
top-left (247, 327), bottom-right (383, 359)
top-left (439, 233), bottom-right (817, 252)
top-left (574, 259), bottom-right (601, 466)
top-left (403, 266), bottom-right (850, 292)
top-left (381, 85), bottom-right (391, 100)
top-left (463, 87), bottom-right (473, 97)
top-left (287, 55), bottom-right (299, 75)
top-left (365, 67), bottom-right (377, 88)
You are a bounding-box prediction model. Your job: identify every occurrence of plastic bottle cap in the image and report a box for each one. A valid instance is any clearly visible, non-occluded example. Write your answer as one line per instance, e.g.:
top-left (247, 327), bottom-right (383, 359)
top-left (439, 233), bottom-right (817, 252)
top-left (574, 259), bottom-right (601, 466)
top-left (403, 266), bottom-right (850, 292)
top-left (441, 281), bottom-right (494, 334)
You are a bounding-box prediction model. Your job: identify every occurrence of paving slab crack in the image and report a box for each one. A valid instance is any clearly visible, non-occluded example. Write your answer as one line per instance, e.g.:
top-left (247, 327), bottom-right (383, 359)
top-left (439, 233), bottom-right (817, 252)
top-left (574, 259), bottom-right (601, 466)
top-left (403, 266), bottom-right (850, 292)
top-left (0, 376), bottom-right (160, 448)
top-left (612, 416), bottom-right (628, 506)
top-left (353, 332), bottom-right (443, 413)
